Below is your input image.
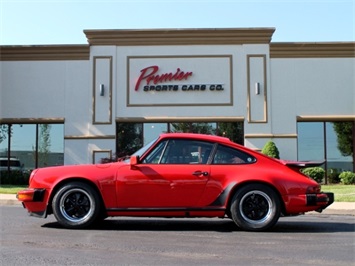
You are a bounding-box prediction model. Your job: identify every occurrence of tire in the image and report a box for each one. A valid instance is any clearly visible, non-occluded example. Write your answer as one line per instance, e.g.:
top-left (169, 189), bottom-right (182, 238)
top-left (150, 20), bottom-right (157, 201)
top-left (52, 182), bottom-right (101, 229)
top-left (230, 184), bottom-right (280, 231)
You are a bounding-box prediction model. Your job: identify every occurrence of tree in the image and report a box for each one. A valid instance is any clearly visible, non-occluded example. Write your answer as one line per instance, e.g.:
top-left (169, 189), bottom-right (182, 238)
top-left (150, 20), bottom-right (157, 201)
top-left (0, 124), bottom-right (10, 144)
top-left (171, 123), bottom-right (214, 134)
top-left (116, 123), bottom-right (143, 157)
top-left (332, 122), bottom-right (353, 157)
top-left (217, 122), bottom-right (244, 145)
top-left (261, 140), bottom-right (280, 159)
top-left (38, 124), bottom-right (51, 167)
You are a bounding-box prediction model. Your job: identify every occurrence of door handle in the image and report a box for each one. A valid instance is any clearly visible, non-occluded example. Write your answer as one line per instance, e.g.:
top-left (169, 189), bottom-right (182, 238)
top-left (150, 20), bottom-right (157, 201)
top-left (192, 171), bottom-right (209, 177)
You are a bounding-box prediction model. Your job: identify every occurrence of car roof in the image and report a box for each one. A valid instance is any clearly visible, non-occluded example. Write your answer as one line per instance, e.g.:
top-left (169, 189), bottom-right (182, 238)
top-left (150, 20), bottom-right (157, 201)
top-left (159, 133), bottom-right (235, 145)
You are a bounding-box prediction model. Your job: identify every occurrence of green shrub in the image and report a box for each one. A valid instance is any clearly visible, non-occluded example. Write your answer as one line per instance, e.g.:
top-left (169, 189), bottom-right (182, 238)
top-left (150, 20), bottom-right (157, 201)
top-left (302, 167), bottom-right (325, 183)
top-left (339, 171), bottom-right (355, 185)
top-left (0, 171), bottom-right (30, 185)
top-left (261, 141), bottom-right (280, 159)
top-left (327, 168), bottom-right (341, 184)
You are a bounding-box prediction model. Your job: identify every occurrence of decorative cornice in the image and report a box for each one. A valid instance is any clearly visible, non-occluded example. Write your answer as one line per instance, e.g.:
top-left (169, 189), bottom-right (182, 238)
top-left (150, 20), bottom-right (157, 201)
top-left (0, 45), bottom-right (90, 61)
top-left (116, 117), bottom-right (245, 122)
top-left (84, 28), bottom-right (276, 46)
top-left (64, 135), bottom-right (116, 140)
top-left (297, 115), bottom-right (355, 122)
top-left (245, 134), bottom-right (297, 139)
top-left (270, 42), bottom-right (355, 58)
top-left (0, 118), bottom-right (65, 124)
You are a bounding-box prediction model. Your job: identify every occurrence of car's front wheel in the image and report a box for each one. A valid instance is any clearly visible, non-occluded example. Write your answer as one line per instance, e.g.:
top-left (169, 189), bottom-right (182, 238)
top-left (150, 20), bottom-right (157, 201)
top-left (230, 184), bottom-right (280, 231)
top-left (52, 182), bottom-right (101, 229)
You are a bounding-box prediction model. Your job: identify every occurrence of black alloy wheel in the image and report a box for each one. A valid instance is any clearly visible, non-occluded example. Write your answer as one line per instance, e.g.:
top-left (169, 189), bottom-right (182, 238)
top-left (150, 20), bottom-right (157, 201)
top-left (52, 182), bottom-right (101, 229)
top-left (230, 184), bottom-right (280, 231)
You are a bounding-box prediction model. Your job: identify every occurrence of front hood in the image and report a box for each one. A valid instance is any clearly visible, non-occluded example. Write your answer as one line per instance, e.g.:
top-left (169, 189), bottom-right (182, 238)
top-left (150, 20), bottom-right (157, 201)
top-left (36, 162), bottom-right (122, 172)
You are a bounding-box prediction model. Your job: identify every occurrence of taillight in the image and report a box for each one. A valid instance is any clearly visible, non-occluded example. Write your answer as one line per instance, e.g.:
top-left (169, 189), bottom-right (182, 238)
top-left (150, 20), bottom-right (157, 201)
top-left (306, 185), bottom-right (321, 194)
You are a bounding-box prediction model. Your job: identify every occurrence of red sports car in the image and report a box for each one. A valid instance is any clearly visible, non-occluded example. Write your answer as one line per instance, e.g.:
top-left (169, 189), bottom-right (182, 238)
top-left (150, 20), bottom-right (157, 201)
top-left (17, 133), bottom-right (334, 231)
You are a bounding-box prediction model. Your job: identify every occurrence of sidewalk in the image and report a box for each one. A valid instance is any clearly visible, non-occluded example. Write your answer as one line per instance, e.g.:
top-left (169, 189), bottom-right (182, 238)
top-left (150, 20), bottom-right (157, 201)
top-left (0, 193), bottom-right (354, 215)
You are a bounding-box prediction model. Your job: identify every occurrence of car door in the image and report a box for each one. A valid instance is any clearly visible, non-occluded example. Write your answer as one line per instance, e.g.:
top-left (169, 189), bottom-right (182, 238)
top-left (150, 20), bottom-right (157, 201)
top-left (116, 139), bottom-right (213, 208)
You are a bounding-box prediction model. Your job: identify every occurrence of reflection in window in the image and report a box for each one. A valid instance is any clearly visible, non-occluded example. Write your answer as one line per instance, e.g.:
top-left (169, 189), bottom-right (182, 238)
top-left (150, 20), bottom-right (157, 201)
top-left (169, 122), bottom-right (244, 145)
top-left (170, 122), bottom-right (216, 134)
top-left (143, 123), bottom-right (167, 145)
top-left (297, 122), bottom-right (354, 172)
top-left (116, 123), bottom-right (143, 157)
top-left (298, 122), bottom-right (324, 161)
top-left (38, 124), bottom-right (64, 168)
top-left (116, 121), bottom-right (244, 160)
top-left (328, 122), bottom-right (353, 171)
top-left (0, 123), bottom-right (64, 171)
top-left (217, 122), bottom-right (244, 145)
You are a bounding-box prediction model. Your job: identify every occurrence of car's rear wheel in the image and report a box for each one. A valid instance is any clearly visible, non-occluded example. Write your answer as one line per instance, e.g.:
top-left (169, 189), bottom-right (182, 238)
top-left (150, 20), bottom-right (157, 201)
top-left (230, 184), bottom-right (280, 231)
top-left (52, 182), bottom-right (101, 229)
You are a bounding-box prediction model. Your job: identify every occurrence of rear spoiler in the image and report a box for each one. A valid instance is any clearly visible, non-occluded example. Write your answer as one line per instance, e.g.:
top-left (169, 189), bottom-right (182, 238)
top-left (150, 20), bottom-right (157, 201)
top-left (278, 160), bottom-right (325, 168)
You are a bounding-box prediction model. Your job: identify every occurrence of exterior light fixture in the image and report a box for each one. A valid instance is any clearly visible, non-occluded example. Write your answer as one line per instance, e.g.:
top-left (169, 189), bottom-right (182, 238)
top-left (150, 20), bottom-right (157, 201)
top-left (99, 84), bottom-right (105, 96)
top-left (255, 82), bottom-right (260, 95)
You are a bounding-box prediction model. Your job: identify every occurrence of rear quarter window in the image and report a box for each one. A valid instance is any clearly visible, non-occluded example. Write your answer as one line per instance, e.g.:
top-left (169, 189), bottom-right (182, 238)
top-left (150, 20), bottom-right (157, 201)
top-left (212, 144), bottom-right (256, 165)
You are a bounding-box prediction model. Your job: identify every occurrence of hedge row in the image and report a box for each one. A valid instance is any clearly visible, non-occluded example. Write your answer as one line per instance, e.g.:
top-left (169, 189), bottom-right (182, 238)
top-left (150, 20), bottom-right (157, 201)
top-left (0, 171), bottom-right (30, 185)
top-left (302, 167), bottom-right (355, 185)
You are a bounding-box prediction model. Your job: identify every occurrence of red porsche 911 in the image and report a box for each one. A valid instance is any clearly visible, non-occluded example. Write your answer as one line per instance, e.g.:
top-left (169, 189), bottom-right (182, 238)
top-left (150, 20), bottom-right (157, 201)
top-left (17, 133), bottom-right (334, 231)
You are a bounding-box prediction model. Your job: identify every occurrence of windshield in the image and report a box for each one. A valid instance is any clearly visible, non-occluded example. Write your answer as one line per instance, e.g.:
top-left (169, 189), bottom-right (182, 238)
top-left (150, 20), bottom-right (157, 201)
top-left (124, 137), bottom-right (159, 162)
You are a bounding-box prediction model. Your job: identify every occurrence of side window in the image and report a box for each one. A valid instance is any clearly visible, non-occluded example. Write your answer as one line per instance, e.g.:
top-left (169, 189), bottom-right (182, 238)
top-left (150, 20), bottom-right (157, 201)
top-left (212, 145), bottom-right (256, 165)
top-left (142, 140), bottom-right (168, 164)
top-left (160, 139), bottom-right (214, 164)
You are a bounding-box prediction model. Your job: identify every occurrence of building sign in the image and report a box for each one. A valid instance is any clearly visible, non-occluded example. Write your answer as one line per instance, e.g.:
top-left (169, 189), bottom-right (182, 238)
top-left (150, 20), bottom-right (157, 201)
top-left (127, 56), bottom-right (233, 106)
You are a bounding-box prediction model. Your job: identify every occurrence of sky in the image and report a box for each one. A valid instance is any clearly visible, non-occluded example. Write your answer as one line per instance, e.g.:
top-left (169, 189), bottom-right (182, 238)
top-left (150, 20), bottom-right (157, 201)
top-left (0, 0), bottom-right (354, 45)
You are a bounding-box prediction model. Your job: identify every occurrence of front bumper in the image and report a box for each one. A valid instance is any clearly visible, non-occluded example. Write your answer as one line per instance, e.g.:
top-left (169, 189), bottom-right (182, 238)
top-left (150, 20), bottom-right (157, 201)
top-left (306, 192), bottom-right (334, 212)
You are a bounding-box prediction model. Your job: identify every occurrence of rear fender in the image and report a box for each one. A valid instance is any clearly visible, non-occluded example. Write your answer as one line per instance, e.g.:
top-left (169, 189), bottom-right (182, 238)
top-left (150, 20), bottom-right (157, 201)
top-left (212, 181), bottom-right (286, 217)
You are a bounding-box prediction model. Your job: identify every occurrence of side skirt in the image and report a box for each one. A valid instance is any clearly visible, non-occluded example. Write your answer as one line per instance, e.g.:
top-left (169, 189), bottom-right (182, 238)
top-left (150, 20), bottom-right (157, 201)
top-left (106, 207), bottom-right (226, 213)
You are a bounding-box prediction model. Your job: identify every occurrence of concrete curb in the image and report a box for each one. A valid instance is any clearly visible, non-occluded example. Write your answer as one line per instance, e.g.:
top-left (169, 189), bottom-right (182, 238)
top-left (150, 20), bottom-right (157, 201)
top-left (1, 194), bottom-right (354, 215)
top-left (0, 194), bottom-right (21, 206)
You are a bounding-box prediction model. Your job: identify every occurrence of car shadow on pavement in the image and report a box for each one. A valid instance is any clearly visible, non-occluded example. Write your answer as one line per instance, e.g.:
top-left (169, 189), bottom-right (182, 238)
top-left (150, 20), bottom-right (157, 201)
top-left (43, 218), bottom-right (239, 232)
top-left (42, 217), bottom-right (355, 233)
top-left (99, 218), bottom-right (241, 232)
top-left (274, 220), bottom-right (355, 233)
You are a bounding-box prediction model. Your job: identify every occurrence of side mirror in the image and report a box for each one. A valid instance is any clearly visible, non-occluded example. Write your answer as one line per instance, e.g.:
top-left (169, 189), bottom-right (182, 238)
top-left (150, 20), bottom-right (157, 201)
top-left (130, 155), bottom-right (139, 169)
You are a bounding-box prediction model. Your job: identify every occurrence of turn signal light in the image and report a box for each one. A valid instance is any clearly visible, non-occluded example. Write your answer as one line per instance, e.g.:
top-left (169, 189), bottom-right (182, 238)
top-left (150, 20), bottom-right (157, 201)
top-left (17, 189), bottom-right (35, 202)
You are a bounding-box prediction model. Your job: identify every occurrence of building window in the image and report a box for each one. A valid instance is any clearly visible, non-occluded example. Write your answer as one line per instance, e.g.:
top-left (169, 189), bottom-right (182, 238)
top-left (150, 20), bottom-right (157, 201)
top-left (0, 123), bottom-right (64, 172)
top-left (116, 121), bottom-right (243, 159)
top-left (116, 123), bottom-right (143, 158)
top-left (297, 122), bottom-right (354, 175)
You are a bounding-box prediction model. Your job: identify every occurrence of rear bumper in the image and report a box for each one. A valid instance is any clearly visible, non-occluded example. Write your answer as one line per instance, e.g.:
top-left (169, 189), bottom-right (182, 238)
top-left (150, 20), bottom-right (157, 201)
top-left (306, 192), bottom-right (334, 212)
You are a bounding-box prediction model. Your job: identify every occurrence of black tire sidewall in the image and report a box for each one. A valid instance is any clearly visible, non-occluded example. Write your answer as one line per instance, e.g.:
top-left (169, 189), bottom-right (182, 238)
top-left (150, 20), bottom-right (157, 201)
top-left (52, 182), bottom-right (101, 229)
top-left (230, 184), bottom-right (280, 231)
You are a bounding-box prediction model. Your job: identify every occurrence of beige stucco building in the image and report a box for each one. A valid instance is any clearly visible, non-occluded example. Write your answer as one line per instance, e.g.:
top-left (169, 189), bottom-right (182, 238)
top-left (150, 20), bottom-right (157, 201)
top-left (1, 28), bottom-right (354, 171)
